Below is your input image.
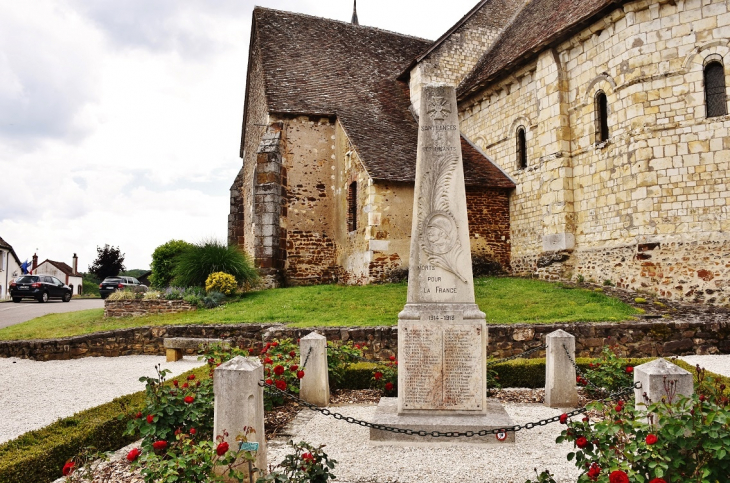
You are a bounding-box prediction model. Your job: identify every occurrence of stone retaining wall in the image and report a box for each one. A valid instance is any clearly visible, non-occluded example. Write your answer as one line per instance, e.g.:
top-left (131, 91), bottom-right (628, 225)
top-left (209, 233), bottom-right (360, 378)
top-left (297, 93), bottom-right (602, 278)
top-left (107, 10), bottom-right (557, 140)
top-left (104, 300), bottom-right (197, 318)
top-left (1, 319), bottom-right (728, 361)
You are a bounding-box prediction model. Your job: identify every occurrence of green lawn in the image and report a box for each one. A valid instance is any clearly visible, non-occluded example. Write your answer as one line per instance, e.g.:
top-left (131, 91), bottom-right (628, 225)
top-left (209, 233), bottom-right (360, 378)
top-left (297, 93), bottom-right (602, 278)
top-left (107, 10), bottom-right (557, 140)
top-left (0, 277), bottom-right (637, 341)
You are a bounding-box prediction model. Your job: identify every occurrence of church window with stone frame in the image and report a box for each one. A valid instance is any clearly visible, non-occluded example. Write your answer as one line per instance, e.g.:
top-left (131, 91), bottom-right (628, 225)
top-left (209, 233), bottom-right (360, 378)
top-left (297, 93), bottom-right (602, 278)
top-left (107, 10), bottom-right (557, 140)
top-left (595, 91), bottom-right (609, 144)
top-left (704, 61), bottom-right (727, 118)
top-left (516, 126), bottom-right (527, 169)
top-left (347, 181), bottom-right (357, 232)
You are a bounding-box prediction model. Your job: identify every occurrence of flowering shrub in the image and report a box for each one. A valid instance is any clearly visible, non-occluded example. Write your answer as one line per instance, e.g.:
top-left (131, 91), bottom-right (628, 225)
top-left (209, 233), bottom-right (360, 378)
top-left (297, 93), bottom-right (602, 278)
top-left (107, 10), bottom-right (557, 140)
top-left (256, 440), bottom-right (337, 483)
top-left (260, 339), bottom-right (304, 410)
top-left (371, 356), bottom-right (397, 396)
top-left (581, 345), bottom-right (634, 397)
top-left (205, 272), bottom-right (238, 295)
top-left (326, 341), bottom-right (366, 388)
top-left (124, 365), bottom-right (214, 449)
top-left (552, 366), bottom-right (730, 482)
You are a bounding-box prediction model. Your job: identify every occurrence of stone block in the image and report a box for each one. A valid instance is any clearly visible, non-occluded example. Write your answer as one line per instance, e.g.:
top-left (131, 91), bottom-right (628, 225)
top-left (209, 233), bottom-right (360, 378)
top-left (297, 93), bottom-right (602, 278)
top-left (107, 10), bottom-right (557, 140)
top-left (542, 233), bottom-right (575, 252)
top-left (166, 348), bottom-right (183, 362)
top-left (634, 358), bottom-right (693, 422)
top-left (299, 332), bottom-right (330, 407)
top-left (545, 329), bottom-right (578, 408)
top-left (214, 357), bottom-right (267, 481)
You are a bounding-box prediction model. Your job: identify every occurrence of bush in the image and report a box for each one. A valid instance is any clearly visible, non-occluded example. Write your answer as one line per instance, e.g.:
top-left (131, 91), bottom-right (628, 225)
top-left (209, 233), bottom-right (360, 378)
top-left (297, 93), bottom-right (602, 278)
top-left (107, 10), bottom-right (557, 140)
top-left (205, 272), bottom-right (237, 295)
top-left (326, 341), bottom-right (366, 389)
top-left (201, 291), bottom-right (226, 308)
top-left (107, 290), bottom-right (139, 301)
top-left (142, 290), bottom-right (162, 300)
top-left (172, 239), bottom-right (258, 289)
top-left (150, 240), bottom-right (194, 289)
top-left (257, 440), bottom-right (337, 483)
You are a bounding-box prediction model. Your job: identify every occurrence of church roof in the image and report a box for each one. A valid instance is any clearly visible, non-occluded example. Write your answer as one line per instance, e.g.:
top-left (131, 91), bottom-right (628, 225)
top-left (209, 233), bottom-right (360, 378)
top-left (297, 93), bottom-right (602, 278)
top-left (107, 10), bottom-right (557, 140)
top-left (458, 0), bottom-right (623, 99)
top-left (247, 7), bottom-right (514, 188)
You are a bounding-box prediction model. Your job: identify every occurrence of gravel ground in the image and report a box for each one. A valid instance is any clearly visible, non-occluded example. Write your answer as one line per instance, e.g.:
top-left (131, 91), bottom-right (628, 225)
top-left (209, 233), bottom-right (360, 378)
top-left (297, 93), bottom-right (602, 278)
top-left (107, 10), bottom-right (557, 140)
top-left (0, 356), bottom-right (205, 444)
top-left (267, 403), bottom-right (582, 483)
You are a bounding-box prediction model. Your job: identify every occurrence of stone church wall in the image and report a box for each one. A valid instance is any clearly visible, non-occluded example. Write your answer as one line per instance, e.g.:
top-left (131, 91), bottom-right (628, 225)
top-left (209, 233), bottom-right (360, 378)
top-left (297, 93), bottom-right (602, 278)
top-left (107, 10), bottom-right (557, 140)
top-left (459, 0), bottom-right (730, 303)
top-left (409, 0), bottom-right (526, 110)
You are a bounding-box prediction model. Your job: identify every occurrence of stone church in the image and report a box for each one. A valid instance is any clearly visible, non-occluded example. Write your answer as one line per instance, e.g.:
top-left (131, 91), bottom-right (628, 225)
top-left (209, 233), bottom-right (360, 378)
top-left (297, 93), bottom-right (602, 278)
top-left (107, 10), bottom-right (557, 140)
top-left (230, 0), bottom-right (730, 305)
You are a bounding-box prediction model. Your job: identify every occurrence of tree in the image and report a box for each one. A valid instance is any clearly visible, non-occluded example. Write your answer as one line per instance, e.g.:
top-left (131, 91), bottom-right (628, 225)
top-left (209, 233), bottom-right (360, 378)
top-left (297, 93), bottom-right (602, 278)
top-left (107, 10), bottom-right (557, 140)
top-left (88, 245), bottom-right (126, 281)
top-left (149, 240), bottom-right (194, 288)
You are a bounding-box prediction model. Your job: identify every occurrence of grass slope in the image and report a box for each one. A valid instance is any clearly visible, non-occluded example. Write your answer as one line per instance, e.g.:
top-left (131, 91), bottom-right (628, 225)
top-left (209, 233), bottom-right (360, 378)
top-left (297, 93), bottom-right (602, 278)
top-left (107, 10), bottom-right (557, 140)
top-left (0, 278), bottom-right (637, 341)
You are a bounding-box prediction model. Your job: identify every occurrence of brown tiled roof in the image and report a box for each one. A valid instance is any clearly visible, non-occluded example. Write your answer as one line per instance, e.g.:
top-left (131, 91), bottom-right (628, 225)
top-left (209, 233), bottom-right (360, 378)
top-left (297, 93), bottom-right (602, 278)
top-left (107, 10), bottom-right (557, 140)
top-left (0, 236), bottom-right (22, 267)
top-left (458, 0), bottom-right (624, 99)
top-left (39, 259), bottom-right (77, 276)
top-left (249, 7), bottom-right (514, 188)
top-left (462, 136), bottom-right (515, 188)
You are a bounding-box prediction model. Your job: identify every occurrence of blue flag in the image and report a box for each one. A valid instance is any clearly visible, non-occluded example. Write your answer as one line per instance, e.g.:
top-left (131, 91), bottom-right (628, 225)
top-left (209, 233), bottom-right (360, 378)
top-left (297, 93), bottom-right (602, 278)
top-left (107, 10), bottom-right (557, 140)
top-left (20, 260), bottom-right (30, 274)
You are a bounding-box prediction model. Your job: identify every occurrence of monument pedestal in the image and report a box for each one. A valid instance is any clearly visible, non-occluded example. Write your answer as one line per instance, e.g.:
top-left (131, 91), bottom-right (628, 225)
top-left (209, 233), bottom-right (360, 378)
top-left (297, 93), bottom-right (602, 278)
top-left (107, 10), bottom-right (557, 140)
top-left (369, 398), bottom-right (515, 446)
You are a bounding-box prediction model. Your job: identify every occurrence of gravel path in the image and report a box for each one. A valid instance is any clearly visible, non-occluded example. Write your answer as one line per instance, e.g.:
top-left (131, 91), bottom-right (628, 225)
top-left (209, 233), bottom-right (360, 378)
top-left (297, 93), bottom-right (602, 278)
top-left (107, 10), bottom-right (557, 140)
top-left (1, 356), bottom-right (205, 444)
top-left (679, 355), bottom-right (730, 378)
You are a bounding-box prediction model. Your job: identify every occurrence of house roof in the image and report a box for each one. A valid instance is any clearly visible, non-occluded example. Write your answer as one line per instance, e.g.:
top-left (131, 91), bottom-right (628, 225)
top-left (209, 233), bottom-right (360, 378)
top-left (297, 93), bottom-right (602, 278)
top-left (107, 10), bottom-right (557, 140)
top-left (0, 236), bottom-right (22, 268)
top-left (246, 7), bottom-right (515, 188)
top-left (458, 0), bottom-right (624, 99)
top-left (37, 259), bottom-right (78, 276)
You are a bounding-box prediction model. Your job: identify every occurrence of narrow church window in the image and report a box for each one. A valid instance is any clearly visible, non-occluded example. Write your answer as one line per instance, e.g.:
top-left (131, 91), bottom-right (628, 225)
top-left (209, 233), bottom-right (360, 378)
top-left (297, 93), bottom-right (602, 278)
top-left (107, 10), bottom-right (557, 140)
top-left (516, 127), bottom-right (527, 169)
top-left (595, 91), bottom-right (609, 143)
top-left (347, 181), bottom-right (357, 232)
top-left (704, 61), bottom-right (727, 118)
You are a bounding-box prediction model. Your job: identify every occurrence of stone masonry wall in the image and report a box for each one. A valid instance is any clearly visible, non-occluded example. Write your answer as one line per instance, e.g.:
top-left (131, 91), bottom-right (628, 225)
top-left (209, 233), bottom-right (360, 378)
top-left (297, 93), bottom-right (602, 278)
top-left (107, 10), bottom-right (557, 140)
top-left (2, 320), bottom-right (727, 362)
top-left (466, 187), bottom-right (512, 270)
top-left (458, 0), bottom-right (730, 303)
top-left (408, 0), bottom-right (526, 110)
top-left (104, 300), bottom-right (197, 318)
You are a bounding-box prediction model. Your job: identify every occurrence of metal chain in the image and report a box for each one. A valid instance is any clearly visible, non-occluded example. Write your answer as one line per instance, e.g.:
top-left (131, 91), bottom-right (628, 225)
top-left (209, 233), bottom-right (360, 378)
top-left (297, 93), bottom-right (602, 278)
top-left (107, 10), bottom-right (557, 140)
top-left (488, 345), bottom-right (547, 365)
top-left (302, 347), bottom-right (313, 368)
top-left (561, 344), bottom-right (607, 393)
top-left (260, 380), bottom-right (641, 438)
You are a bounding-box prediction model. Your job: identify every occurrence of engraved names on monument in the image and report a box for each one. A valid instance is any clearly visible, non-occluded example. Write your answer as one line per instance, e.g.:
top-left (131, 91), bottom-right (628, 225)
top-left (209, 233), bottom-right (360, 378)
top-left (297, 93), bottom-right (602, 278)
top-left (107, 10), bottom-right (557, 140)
top-left (397, 85), bottom-right (487, 414)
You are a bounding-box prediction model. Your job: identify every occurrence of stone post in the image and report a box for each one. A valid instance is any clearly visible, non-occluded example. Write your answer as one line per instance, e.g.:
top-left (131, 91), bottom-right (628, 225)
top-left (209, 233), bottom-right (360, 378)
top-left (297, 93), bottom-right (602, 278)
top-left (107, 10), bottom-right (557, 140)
top-left (214, 356), bottom-right (266, 482)
top-left (545, 329), bottom-right (578, 408)
top-left (299, 332), bottom-right (330, 406)
top-left (634, 358), bottom-right (694, 423)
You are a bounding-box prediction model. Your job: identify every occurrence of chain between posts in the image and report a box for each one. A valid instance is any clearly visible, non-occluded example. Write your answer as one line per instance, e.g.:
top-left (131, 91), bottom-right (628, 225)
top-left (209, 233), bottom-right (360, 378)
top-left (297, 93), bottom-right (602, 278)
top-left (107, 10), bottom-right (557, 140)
top-left (302, 346), bottom-right (313, 368)
top-left (259, 379), bottom-right (641, 438)
top-left (562, 343), bottom-right (605, 392)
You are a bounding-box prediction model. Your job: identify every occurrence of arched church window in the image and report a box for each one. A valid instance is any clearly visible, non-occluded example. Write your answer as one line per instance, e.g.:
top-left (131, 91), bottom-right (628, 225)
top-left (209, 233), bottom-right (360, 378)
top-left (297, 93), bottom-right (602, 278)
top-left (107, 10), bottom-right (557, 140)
top-left (595, 91), bottom-right (609, 143)
top-left (704, 61), bottom-right (727, 118)
top-left (347, 181), bottom-right (357, 232)
top-left (516, 126), bottom-right (527, 169)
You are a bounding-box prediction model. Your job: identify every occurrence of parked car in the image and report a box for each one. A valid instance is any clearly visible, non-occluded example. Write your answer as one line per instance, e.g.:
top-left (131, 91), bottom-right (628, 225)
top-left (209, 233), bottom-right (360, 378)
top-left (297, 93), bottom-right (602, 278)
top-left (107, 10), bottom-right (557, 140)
top-left (99, 276), bottom-right (148, 299)
top-left (10, 275), bottom-right (72, 303)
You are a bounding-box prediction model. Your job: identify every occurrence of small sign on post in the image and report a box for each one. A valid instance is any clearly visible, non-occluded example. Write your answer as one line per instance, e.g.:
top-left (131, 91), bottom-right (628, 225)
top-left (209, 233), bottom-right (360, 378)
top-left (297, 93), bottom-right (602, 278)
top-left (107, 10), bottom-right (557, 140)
top-left (239, 442), bottom-right (259, 452)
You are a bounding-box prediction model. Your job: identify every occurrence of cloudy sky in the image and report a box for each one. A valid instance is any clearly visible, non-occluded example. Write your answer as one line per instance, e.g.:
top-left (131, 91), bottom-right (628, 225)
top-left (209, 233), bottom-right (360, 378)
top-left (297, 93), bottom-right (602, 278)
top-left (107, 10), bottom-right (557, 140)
top-left (0, 0), bottom-right (480, 271)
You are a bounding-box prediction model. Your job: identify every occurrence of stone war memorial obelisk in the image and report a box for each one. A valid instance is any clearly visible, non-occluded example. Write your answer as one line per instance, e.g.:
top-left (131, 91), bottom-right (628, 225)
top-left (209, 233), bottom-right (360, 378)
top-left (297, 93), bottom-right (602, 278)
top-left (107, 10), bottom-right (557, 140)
top-left (370, 84), bottom-right (515, 445)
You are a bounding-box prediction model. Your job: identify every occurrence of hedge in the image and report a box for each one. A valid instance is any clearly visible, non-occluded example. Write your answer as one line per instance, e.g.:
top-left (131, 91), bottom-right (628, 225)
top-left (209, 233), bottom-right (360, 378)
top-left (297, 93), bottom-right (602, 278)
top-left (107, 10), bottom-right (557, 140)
top-left (0, 365), bottom-right (210, 483)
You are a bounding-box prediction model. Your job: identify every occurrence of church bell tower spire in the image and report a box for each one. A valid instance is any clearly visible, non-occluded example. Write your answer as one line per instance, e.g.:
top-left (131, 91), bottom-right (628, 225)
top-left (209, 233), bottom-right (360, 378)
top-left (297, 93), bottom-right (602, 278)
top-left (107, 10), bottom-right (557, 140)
top-left (351, 0), bottom-right (359, 25)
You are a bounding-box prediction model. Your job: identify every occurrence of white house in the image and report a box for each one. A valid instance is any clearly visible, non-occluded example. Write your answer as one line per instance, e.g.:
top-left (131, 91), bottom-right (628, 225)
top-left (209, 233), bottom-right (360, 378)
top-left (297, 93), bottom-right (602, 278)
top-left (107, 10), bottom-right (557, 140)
top-left (0, 237), bottom-right (23, 300)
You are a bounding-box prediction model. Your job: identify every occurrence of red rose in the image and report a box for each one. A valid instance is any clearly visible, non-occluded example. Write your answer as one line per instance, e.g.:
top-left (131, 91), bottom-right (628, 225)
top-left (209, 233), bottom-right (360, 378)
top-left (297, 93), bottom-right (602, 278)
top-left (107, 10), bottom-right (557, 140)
top-left (576, 436), bottom-right (588, 448)
top-left (354, 344), bottom-right (361, 349)
top-left (589, 363), bottom-right (594, 368)
top-left (615, 405), bottom-right (623, 412)
top-left (625, 366), bottom-right (633, 374)
top-left (274, 365), bottom-right (285, 376)
top-left (173, 380), bottom-right (179, 386)
top-left (152, 440), bottom-right (168, 451)
top-left (135, 412), bottom-right (142, 419)
top-left (62, 461), bottom-right (75, 476)
top-left (185, 395), bottom-right (195, 404)
top-left (646, 434), bottom-right (658, 445)
top-left (147, 414), bottom-right (154, 424)
top-left (275, 379), bottom-right (287, 390)
top-left (587, 463), bottom-right (601, 480)
top-left (182, 383), bottom-right (189, 388)
top-left (196, 381), bottom-right (201, 387)
top-left (609, 470), bottom-right (629, 483)
top-left (290, 364), bottom-right (299, 372)
top-left (187, 374), bottom-right (195, 381)
top-left (265, 378), bottom-right (273, 385)
top-left (190, 428), bottom-right (197, 435)
top-left (302, 452), bottom-right (314, 462)
top-left (216, 441), bottom-right (229, 456)
top-left (559, 413), bottom-right (568, 424)
top-left (582, 416), bottom-right (589, 422)
top-left (272, 341), bottom-right (279, 347)
top-left (385, 382), bottom-right (394, 391)
top-left (389, 355), bottom-right (396, 361)
top-left (290, 351), bottom-right (296, 357)
top-left (297, 370), bottom-right (305, 379)
top-left (649, 479), bottom-right (667, 483)
top-left (700, 395), bottom-right (706, 402)
top-left (264, 357), bottom-right (273, 364)
top-left (374, 372), bottom-right (383, 381)
top-left (126, 448), bottom-right (141, 462)
top-left (208, 358), bottom-right (215, 364)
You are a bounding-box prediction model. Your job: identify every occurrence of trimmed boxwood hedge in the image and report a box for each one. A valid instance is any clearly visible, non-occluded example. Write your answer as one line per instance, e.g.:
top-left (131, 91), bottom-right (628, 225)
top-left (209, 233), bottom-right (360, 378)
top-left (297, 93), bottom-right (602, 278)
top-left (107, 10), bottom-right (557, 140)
top-left (0, 365), bottom-right (210, 483)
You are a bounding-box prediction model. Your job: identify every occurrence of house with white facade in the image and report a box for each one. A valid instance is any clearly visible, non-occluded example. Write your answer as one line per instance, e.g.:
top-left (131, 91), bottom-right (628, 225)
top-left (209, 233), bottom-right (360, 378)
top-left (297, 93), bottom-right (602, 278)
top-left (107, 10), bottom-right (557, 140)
top-left (32, 253), bottom-right (84, 295)
top-left (0, 237), bottom-right (23, 300)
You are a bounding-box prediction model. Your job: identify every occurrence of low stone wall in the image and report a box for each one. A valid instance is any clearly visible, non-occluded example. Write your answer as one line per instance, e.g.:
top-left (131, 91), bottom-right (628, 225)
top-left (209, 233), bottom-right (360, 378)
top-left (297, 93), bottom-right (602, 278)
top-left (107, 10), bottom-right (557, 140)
top-left (104, 299), bottom-right (197, 318)
top-left (0, 318), bottom-right (728, 361)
